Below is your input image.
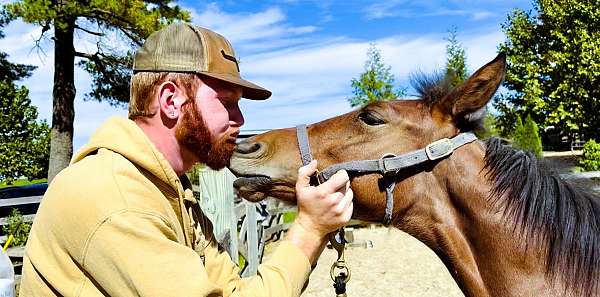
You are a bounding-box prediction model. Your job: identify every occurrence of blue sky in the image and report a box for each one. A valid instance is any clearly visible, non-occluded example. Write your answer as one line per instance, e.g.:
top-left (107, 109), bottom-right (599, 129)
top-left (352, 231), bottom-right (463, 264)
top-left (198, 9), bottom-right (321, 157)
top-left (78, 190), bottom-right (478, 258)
top-left (0, 0), bottom-right (531, 150)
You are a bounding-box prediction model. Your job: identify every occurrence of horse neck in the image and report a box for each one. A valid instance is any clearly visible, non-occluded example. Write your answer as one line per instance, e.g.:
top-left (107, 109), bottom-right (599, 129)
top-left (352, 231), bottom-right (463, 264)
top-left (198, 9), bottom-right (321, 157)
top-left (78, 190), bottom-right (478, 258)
top-left (397, 143), bottom-right (554, 297)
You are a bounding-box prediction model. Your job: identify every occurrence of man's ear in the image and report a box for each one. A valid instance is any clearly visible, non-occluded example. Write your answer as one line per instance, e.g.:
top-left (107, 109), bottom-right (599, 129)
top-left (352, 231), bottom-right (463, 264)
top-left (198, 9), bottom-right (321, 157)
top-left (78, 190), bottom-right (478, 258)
top-left (434, 53), bottom-right (506, 123)
top-left (157, 81), bottom-right (187, 120)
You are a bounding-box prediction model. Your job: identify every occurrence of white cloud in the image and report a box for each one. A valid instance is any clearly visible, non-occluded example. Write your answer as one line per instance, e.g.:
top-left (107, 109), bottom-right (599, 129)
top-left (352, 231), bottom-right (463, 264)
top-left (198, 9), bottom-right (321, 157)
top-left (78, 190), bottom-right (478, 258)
top-left (364, 1), bottom-right (496, 21)
top-left (187, 4), bottom-right (317, 54)
top-left (364, 0), bottom-right (407, 20)
top-left (471, 11), bottom-right (495, 21)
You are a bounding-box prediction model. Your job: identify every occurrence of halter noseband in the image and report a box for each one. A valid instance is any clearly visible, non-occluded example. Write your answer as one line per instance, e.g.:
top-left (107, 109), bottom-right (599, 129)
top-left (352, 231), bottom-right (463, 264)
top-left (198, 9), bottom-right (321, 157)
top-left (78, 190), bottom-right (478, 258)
top-left (295, 124), bottom-right (478, 225)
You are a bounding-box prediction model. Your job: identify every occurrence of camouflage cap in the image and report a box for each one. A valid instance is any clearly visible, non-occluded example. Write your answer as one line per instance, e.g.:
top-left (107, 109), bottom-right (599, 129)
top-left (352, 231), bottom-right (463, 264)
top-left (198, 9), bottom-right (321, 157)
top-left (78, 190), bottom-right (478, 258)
top-left (133, 23), bottom-right (271, 100)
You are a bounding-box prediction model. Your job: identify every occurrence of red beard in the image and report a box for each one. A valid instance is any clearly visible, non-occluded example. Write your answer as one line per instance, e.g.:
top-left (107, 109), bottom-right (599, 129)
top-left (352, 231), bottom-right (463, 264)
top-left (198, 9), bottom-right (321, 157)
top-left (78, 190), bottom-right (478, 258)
top-left (175, 101), bottom-right (236, 170)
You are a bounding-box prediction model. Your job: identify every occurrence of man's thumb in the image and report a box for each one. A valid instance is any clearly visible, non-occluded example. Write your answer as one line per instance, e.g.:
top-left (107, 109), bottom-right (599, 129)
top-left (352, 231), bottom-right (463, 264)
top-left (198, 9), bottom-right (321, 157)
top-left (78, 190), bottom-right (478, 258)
top-left (296, 160), bottom-right (317, 189)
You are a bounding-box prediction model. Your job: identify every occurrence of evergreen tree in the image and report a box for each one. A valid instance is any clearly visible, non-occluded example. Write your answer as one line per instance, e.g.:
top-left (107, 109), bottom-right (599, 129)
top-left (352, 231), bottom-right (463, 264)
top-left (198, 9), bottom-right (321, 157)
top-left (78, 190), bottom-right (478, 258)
top-left (513, 115), bottom-right (543, 157)
top-left (522, 114), bottom-right (543, 157)
top-left (348, 44), bottom-right (405, 108)
top-left (444, 27), bottom-right (468, 88)
top-left (512, 116), bottom-right (524, 148)
top-left (4, 0), bottom-right (190, 181)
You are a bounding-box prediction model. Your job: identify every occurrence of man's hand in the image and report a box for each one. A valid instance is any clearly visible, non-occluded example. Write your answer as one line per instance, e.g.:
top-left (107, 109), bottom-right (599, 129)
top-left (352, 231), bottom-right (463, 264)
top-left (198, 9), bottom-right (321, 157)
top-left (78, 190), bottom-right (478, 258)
top-left (285, 160), bottom-right (353, 265)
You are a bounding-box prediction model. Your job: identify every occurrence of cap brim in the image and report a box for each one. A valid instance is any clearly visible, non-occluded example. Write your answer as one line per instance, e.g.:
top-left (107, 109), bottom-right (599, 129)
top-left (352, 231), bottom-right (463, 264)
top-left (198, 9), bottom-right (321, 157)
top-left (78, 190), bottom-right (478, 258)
top-left (199, 72), bottom-right (271, 100)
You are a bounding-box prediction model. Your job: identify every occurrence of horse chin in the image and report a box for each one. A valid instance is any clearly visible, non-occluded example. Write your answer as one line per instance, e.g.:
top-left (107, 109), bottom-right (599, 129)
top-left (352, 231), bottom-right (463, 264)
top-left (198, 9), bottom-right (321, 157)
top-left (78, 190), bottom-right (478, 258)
top-left (233, 176), bottom-right (296, 203)
top-left (233, 176), bottom-right (271, 202)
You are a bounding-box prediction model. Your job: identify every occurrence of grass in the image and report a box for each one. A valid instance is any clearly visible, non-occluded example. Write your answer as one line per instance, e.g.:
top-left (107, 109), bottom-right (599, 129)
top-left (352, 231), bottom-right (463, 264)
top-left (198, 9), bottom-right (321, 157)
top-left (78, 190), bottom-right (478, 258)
top-left (0, 178), bottom-right (47, 189)
top-left (283, 211), bottom-right (297, 223)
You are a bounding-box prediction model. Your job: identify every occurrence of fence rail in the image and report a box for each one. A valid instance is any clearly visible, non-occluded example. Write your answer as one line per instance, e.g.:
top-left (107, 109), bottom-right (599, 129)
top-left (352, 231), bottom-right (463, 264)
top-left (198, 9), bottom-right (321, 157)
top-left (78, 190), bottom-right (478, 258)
top-left (5, 170), bottom-right (597, 276)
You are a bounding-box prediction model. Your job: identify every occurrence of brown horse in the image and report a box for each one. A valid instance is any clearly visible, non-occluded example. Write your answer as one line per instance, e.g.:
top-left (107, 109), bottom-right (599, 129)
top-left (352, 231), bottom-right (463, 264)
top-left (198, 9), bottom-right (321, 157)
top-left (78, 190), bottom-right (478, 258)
top-left (228, 54), bottom-right (600, 297)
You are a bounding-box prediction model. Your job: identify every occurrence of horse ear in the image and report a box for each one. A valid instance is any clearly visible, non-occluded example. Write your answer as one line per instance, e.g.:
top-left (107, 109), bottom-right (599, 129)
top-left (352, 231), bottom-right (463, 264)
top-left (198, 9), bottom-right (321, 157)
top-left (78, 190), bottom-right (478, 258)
top-left (435, 53), bottom-right (506, 122)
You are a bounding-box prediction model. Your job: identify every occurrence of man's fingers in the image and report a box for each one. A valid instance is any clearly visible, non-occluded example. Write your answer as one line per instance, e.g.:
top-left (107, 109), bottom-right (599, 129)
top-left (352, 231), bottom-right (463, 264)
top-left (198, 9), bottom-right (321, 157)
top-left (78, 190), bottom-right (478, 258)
top-left (319, 170), bottom-right (349, 193)
top-left (333, 188), bottom-right (353, 215)
top-left (296, 160), bottom-right (318, 190)
top-left (342, 202), bottom-right (354, 222)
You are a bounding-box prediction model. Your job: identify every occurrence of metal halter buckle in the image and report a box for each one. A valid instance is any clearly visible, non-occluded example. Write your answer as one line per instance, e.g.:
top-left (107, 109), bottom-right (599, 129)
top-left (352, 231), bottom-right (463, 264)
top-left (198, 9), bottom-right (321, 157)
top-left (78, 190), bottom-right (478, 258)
top-left (378, 153), bottom-right (397, 174)
top-left (425, 138), bottom-right (453, 160)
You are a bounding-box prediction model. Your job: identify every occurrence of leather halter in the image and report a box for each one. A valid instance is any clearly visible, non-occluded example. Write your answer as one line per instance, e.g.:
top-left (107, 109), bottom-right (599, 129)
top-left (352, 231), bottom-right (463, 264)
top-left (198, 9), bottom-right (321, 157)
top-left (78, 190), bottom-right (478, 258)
top-left (295, 124), bottom-right (478, 225)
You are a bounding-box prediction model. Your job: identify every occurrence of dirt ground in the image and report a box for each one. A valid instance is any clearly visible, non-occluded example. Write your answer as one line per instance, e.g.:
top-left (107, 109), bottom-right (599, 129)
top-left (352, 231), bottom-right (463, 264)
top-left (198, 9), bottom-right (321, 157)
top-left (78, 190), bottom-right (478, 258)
top-left (295, 226), bottom-right (464, 297)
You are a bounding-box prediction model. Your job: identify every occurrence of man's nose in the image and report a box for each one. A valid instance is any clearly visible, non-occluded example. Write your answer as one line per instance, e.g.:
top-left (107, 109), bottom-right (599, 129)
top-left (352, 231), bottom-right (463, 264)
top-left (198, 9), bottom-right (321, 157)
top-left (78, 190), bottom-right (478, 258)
top-left (230, 105), bottom-right (244, 126)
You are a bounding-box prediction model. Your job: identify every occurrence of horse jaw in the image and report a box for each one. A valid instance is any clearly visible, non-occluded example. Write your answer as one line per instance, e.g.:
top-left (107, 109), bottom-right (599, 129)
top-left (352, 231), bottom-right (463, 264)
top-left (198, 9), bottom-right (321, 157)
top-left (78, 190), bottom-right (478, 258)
top-left (228, 158), bottom-right (297, 203)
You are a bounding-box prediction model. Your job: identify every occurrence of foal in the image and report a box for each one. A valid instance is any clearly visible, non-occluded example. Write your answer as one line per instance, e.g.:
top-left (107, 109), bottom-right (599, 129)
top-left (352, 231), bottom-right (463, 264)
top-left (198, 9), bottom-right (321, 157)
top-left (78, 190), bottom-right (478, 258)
top-left (229, 54), bottom-right (600, 297)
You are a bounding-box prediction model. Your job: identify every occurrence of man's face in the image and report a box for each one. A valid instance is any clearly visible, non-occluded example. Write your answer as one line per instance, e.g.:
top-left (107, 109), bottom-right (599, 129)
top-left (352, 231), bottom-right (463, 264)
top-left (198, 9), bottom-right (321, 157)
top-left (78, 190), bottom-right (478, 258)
top-left (176, 77), bottom-right (244, 170)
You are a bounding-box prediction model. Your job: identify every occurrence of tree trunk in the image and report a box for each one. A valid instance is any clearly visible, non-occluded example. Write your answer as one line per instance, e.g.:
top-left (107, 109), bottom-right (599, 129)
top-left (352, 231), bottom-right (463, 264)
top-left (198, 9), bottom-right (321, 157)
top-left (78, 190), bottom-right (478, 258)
top-left (48, 19), bottom-right (76, 182)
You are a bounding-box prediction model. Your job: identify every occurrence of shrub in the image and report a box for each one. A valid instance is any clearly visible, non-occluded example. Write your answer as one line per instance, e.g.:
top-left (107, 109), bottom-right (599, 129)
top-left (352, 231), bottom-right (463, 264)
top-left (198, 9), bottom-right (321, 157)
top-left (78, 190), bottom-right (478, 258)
top-left (2, 208), bottom-right (32, 246)
top-left (512, 115), bottom-right (543, 158)
top-left (579, 139), bottom-right (600, 171)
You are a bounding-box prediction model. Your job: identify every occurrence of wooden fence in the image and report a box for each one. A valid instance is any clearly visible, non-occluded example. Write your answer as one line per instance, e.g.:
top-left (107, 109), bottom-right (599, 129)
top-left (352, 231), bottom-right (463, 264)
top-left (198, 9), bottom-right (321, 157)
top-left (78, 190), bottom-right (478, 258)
top-left (2, 170), bottom-right (598, 277)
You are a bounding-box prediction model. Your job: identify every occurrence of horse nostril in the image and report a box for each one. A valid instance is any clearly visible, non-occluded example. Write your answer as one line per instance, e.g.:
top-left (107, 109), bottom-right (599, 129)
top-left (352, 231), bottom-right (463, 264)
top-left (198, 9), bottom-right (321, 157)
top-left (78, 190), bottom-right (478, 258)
top-left (235, 141), bottom-right (263, 155)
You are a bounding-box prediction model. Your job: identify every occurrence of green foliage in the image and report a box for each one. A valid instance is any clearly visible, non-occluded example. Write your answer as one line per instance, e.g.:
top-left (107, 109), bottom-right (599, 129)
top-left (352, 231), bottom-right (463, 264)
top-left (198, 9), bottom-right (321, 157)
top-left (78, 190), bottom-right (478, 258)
top-left (497, 0), bottom-right (600, 140)
top-left (4, 0), bottom-right (191, 106)
top-left (579, 139), bottom-right (600, 171)
top-left (348, 44), bottom-right (406, 108)
top-left (444, 27), bottom-right (468, 88)
top-left (0, 81), bottom-right (50, 184)
top-left (512, 116), bottom-right (524, 147)
top-left (0, 178), bottom-right (46, 188)
top-left (283, 211), bottom-right (297, 223)
top-left (186, 164), bottom-right (205, 185)
top-left (0, 17), bottom-right (47, 185)
top-left (2, 209), bottom-right (32, 246)
top-left (512, 115), bottom-right (543, 158)
top-left (476, 112), bottom-right (499, 140)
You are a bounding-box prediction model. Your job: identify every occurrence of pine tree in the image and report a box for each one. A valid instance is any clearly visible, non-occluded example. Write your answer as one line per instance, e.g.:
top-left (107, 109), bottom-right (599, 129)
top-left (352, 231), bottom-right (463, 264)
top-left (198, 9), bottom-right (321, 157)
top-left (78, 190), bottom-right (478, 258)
top-left (348, 44), bottom-right (405, 108)
top-left (444, 27), bottom-right (468, 88)
top-left (4, 0), bottom-right (190, 181)
top-left (512, 116), bottom-right (524, 148)
top-left (512, 115), bottom-right (543, 157)
top-left (522, 115), bottom-right (543, 157)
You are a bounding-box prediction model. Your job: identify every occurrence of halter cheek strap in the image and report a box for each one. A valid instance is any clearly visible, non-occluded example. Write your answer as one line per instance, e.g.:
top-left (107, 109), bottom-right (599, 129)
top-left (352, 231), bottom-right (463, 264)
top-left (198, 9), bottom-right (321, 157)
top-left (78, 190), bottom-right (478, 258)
top-left (296, 124), bottom-right (478, 226)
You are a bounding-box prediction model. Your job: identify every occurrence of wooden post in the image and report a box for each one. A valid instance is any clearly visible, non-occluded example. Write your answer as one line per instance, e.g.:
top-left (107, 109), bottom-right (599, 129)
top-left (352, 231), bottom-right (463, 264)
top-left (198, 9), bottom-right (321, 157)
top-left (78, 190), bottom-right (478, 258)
top-left (197, 167), bottom-right (239, 264)
top-left (242, 201), bottom-right (259, 277)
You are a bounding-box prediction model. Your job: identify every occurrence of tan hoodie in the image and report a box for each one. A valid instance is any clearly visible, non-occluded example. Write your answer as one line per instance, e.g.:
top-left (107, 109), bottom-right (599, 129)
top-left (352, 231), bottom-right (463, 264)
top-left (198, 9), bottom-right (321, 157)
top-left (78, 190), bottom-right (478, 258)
top-left (19, 117), bottom-right (310, 297)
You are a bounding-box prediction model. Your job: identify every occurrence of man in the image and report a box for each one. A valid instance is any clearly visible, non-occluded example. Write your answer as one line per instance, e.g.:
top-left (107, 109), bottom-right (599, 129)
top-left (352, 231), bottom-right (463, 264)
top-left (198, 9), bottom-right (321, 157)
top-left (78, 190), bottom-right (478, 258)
top-left (19, 23), bottom-right (353, 296)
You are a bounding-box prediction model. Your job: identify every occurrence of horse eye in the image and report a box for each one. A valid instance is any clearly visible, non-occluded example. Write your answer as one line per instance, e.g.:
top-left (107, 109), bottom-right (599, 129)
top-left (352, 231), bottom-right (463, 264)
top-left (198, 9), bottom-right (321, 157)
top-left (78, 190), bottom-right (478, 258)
top-left (358, 112), bottom-right (385, 126)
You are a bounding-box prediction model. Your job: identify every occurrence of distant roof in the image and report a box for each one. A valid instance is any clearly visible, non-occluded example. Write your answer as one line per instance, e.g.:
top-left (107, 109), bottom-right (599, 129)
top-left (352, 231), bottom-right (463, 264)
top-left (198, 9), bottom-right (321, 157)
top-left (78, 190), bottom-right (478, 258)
top-left (238, 129), bottom-right (273, 139)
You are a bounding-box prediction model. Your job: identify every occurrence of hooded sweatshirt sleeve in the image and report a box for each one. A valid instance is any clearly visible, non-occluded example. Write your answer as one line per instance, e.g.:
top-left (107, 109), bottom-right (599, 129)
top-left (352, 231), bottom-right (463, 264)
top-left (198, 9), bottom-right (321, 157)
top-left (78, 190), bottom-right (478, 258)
top-left (83, 209), bottom-right (311, 297)
top-left (202, 235), bottom-right (311, 296)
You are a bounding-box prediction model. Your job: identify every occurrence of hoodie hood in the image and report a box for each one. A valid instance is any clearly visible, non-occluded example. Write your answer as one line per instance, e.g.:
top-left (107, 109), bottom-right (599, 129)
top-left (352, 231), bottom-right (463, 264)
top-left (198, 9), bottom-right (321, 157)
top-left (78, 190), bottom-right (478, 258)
top-left (72, 117), bottom-right (180, 191)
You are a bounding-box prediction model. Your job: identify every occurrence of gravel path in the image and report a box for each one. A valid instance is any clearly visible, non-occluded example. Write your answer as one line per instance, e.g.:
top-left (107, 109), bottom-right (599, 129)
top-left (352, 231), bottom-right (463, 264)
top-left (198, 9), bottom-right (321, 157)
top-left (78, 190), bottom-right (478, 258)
top-left (301, 226), bottom-right (464, 297)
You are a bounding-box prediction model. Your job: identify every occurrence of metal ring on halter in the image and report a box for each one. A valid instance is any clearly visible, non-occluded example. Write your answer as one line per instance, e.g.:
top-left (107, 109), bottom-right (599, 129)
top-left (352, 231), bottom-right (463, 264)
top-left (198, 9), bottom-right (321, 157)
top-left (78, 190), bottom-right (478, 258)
top-left (330, 261), bottom-right (351, 283)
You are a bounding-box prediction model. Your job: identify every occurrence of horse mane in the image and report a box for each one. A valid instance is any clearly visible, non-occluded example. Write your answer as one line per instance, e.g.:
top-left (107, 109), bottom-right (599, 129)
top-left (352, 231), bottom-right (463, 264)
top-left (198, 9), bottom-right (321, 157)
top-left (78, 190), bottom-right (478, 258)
top-left (410, 70), bottom-right (453, 105)
top-left (483, 137), bottom-right (600, 296)
top-left (410, 71), bottom-right (486, 132)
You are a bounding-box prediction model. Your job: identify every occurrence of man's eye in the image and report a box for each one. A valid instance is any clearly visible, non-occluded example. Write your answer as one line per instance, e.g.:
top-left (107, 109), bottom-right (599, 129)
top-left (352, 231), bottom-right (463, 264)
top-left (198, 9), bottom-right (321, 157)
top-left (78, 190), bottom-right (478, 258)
top-left (358, 112), bottom-right (386, 126)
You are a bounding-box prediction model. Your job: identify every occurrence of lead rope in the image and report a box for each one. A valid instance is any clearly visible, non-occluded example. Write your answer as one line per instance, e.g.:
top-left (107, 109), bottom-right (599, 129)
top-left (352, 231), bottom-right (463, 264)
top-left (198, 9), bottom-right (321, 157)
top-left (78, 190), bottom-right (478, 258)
top-left (296, 125), bottom-right (350, 297)
top-left (313, 170), bottom-right (350, 297)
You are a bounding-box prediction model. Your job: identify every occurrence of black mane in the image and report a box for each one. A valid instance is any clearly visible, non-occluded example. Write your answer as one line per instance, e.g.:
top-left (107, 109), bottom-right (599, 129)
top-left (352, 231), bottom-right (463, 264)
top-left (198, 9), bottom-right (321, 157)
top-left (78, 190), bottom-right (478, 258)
top-left (484, 138), bottom-right (600, 296)
top-left (410, 71), bottom-right (453, 105)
